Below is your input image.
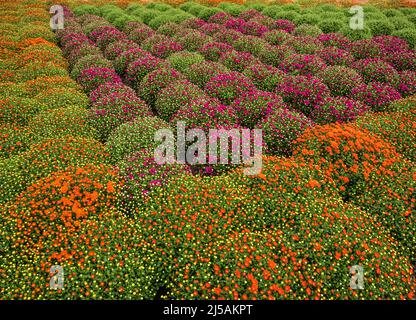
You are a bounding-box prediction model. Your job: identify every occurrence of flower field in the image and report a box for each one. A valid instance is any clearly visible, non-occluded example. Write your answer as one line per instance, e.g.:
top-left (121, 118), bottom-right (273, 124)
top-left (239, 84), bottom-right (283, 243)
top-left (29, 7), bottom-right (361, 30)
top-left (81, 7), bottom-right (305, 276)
top-left (0, 0), bottom-right (415, 300)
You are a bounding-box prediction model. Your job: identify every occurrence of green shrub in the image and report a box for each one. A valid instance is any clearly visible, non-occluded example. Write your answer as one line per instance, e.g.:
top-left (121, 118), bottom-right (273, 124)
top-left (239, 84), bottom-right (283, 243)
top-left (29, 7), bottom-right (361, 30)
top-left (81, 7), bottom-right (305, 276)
top-left (389, 16), bottom-right (414, 30)
top-left (367, 19), bottom-right (394, 36)
top-left (318, 19), bottom-right (345, 33)
top-left (167, 51), bottom-right (205, 73)
top-left (294, 13), bottom-right (321, 26)
top-left (262, 5), bottom-right (281, 19)
top-left (198, 7), bottom-right (223, 21)
top-left (149, 15), bottom-right (172, 29)
top-left (340, 25), bottom-right (372, 41)
top-left (294, 24), bottom-right (323, 37)
top-left (106, 117), bottom-right (171, 163)
top-left (155, 79), bottom-right (207, 121)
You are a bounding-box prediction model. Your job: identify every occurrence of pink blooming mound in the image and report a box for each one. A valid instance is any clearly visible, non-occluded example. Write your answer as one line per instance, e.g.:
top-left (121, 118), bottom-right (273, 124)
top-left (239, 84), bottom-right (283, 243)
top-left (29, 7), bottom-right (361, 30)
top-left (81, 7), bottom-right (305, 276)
top-left (125, 55), bottom-right (167, 86)
top-left (89, 83), bottom-right (136, 104)
top-left (310, 96), bottom-right (370, 124)
top-left (318, 32), bottom-right (351, 49)
top-left (77, 67), bottom-right (122, 93)
top-left (352, 58), bottom-right (400, 85)
top-left (89, 88), bottom-right (152, 141)
top-left (382, 50), bottom-right (416, 71)
top-left (262, 108), bottom-right (313, 156)
top-left (138, 67), bottom-right (185, 105)
top-left (317, 65), bottom-right (364, 96)
top-left (143, 38), bottom-right (183, 59)
top-left (232, 90), bottom-right (287, 129)
top-left (180, 17), bottom-right (206, 29)
top-left (199, 23), bottom-right (227, 36)
top-left (127, 26), bottom-right (156, 45)
top-left (351, 82), bottom-right (402, 112)
top-left (61, 33), bottom-right (94, 56)
top-left (372, 35), bottom-right (409, 54)
top-left (279, 53), bottom-right (327, 77)
top-left (242, 20), bottom-right (269, 36)
top-left (274, 19), bottom-right (296, 33)
top-left (276, 75), bottom-right (330, 116)
top-left (212, 29), bottom-right (242, 45)
top-left (104, 39), bottom-right (139, 60)
top-left (397, 71), bottom-right (416, 97)
top-left (171, 98), bottom-right (237, 132)
top-left (204, 72), bottom-right (256, 105)
top-left (114, 47), bottom-right (151, 75)
top-left (238, 9), bottom-right (263, 22)
top-left (208, 12), bottom-right (233, 24)
top-left (316, 46), bottom-right (355, 66)
top-left (243, 62), bottom-right (287, 92)
top-left (219, 50), bottom-right (259, 72)
top-left (93, 26), bottom-right (127, 50)
top-left (349, 39), bottom-right (381, 60)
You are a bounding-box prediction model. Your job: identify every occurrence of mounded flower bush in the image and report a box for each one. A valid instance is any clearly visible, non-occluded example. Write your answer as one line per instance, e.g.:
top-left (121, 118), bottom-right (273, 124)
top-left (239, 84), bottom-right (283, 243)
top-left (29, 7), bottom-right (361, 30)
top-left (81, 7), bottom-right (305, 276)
top-left (106, 116), bottom-right (171, 163)
top-left (355, 110), bottom-right (416, 162)
top-left (0, 97), bottom-right (43, 126)
top-left (198, 41), bottom-right (233, 62)
top-left (0, 124), bottom-right (33, 159)
top-left (352, 58), bottom-right (400, 85)
top-left (1, 207), bottom-right (159, 299)
top-left (283, 36), bottom-right (324, 54)
top-left (175, 29), bottom-right (212, 52)
top-left (155, 79), bottom-right (207, 122)
top-left (257, 44), bottom-right (294, 68)
top-left (382, 49), bottom-right (415, 72)
top-left (317, 66), bottom-right (364, 96)
top-left (113, 47), bottom-right (151, 75)
top-left (134, 156), bottom-right (415, 299)
top-left (276, 75), bottom-right (330, 116)
top-left (349, 39), bottom-right (382, 60)
top-left (33, 87), bottom-right (89, 111)
top-left (397, 70), bottom-right (416, 97)
top-left (125, 55), bottom-right (167, 86)
top-left (232, 90), bottom-right (287, 129)
top-left (294, 24), bottom-right (323, 37)
top-left (219, 50), bottom-right (259, 72)
top-left (318, 32), bottom-right (351, 49)
top-left (205, 72), bottom-right (256, 105)
top-left (0, 135), bottom-right (110, 204)
top-left (262, 108), bottom-right (313, 156)
top-left (243, 62), bottom-right (286, 92)
top-left (262, 29), bottom-right (293, 45)
top-left (28, 106), bottom-right (98, 142)
top-left (77, 67), bottom-right (122, 94)
top-left (184, 61), bottom-right (230, 88)
top-left (316, 46), bottom-right (355, 66)
top-left (171, 97), bottom-right (236, 132)
top-left (279, 54), bottom-right (327, 77)
top-left (310, 96), bottom-right (369, 124)
top-left (233, 35), bottom-right (267, 56)
top-left (70, 54), bottom-right (112, 80)
top-left (294, 123), bottom-right (415, 261)
top-left (351, 82), bottom-right (402, 112)
top-left (293, 122), bottom-right (403, 201)
top-left (127, 26), bottom-right (156, 45)
top-left (166, 51), bottom-right (205, 73)
top-left (116, 148), bottom-right (191, 215)
top-left (103, 39), bottom-right (139, 60)
top-left (138, 67), bottom-right (185, 105)
top-left (89, 89), bottom-right (152, 142)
